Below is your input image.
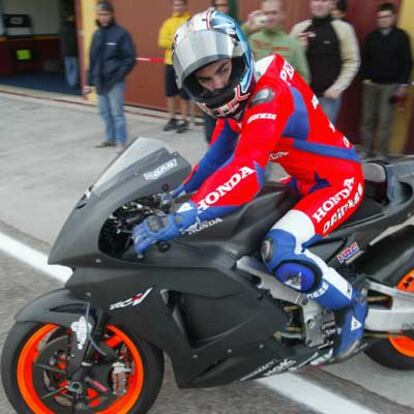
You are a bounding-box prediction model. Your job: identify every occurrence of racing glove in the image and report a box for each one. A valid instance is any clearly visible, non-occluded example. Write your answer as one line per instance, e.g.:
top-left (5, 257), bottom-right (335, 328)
top-left (132, 201), bottom-right (198, 255)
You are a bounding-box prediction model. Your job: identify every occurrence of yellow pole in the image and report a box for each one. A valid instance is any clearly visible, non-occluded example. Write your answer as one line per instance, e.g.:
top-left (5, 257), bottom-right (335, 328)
top-left (390, 0), bottom-right (414, 153)
top-left (79, 0), bottom-right (97, 103)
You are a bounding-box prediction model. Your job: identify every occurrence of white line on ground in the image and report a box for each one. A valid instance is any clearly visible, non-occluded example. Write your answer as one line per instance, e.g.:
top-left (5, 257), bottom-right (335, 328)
top-left (258, 374), bottom-right (377, 414)
top-left (0, 232), bottom-right (72, 282)
top-left (0, 231), bottom-right (377, 414)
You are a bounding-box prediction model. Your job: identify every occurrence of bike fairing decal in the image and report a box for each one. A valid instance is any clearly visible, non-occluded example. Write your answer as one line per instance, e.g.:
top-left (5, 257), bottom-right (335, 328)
top-left (71, 316), bottom-right (93, 350)
top-left (109, 288), bottom-right (153, 310)
top-left (143, 159), bottom-right (178, 180)
top-left (240, 352), bottom-right (320, 381)
top-left (183, 217), bottom-right (223, 235)
top-left (336, 242), bottom-right (361, 264)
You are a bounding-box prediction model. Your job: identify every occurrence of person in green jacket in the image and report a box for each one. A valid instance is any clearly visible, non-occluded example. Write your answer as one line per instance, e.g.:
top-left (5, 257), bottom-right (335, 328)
top-left (243, 0), bottom-right (310, 83)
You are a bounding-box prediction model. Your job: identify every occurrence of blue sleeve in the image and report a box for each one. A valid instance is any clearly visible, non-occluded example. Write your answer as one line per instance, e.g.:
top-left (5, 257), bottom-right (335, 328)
top-left (184, 120), bottom-right (239, 193)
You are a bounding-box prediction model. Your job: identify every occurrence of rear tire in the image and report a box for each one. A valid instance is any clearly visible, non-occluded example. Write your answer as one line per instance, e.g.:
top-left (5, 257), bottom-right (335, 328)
top-left (1, 321), bottom-right (164, 413)
top-left (365, 265), bottom-right (414, 370)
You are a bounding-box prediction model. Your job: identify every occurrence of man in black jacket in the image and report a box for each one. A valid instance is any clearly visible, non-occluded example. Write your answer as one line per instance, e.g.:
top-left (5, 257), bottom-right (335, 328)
top-left (360, 2), bottom-right (412, 158)
top-left (84, 1), bottom-right (136, 154)
top-left (291, 0), bottom-right (360, 124)
top-left (60, 13), bottom-right (79, 88)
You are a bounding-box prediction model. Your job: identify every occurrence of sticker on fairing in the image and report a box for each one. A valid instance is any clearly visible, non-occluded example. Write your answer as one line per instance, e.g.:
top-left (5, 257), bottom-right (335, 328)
top-left (183, 217), bottom-right (223, 235)
top-left (71, 316), bottom-right (93, 350)
top-left (144, 159), bottom-right (177, 180)
top-left (336, 242), bottom-right (360, 264)
top-left (110, 288), bottom-right (153, 310)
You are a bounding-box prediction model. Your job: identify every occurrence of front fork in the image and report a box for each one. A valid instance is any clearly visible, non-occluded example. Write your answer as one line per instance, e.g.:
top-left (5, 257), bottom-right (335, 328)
top-left (67, 308), bottom-right (113, 404)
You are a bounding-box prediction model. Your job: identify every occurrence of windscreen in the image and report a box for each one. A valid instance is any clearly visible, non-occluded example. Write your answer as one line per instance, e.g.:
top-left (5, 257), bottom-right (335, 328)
top-left (92, 137), bottom-right (176, 194)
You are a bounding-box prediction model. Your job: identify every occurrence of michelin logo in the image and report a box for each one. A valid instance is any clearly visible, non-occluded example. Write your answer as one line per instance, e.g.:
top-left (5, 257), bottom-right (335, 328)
top-left (144, 159), bottom-right (177, 180)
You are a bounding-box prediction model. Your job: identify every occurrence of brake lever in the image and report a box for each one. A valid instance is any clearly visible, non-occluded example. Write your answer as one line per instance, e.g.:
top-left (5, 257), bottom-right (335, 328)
top-left (159, 191), bottom-right (174, 213)
top-left (136, 241), bottom-right (170, 260)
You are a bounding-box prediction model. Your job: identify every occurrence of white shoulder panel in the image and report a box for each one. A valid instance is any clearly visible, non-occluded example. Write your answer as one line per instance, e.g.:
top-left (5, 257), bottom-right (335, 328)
top-left (255, 55), bottom-right (275, 81)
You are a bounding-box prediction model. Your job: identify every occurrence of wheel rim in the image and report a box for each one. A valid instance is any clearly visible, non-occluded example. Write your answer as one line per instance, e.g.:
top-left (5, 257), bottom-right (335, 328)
top-left (389, 270), bottom-right (414, 357)
top-left (17, 323), bottom-right (145, 413)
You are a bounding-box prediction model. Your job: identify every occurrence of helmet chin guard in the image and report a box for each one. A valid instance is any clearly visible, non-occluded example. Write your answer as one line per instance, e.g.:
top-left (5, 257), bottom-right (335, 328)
top-left (173, 8), bottom-right (255, 119)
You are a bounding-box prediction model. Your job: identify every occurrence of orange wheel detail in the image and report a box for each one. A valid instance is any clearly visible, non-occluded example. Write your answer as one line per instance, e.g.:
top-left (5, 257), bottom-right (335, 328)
top-left (17, 323), bottom-right (145, 414)
top-left (389, 270), bottom-right (414, 358)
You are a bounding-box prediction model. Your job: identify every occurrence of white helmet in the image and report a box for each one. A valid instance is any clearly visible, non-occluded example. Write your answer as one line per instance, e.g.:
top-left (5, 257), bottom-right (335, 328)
top-left (173, 9), bottom-right (255, 119)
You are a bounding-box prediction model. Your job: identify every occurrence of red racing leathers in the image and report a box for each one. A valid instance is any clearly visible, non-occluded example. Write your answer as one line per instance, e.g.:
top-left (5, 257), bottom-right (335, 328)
top-left (184, 54), bottom-right (364, 239)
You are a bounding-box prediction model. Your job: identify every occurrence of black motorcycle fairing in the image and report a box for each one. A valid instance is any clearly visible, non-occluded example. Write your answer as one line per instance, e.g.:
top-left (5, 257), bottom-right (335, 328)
top-left (13, 281), bottom-right (330, 387)
top-left (48, 139), bottom-right (191, 267)
top-left (120, 184), bottom-right (299, 263)
top-left (65, 264), bottom-right (296, 387)
top-left (15, 288), bottom-right (91, 327)
top-left (352, 225), bottom-right (414, 286)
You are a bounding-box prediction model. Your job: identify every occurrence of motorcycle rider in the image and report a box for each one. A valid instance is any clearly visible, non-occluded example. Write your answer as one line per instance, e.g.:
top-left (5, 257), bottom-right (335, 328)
top-left (133, 9), bottom-right (367, 359)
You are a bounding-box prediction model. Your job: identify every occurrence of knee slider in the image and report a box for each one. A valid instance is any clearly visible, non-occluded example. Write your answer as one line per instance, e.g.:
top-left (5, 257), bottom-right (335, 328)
top-left (276, 261), bottom-right (319, 292)
top-left (261, 229), bottom-right (321, 292)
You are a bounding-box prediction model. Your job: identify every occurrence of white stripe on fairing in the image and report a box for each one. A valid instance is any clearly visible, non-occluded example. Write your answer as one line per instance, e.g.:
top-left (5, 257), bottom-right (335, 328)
top-left (1, 231), bottom-right (375, 414)
top-left (0, 232), bottom-right (72, 282)
top-left (258, 373), bottom-right (377, 414)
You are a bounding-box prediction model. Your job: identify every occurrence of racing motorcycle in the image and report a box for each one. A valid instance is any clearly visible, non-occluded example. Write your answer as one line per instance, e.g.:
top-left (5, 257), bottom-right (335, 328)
top-left (2, 137), bottom-right (414, 414)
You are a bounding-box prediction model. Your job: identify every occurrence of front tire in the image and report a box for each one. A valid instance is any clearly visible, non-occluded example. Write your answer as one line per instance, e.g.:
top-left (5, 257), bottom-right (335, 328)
top-left (1, 321), bottom-right (164, 413)
top-left (365, 268), bottom-right (414, 370)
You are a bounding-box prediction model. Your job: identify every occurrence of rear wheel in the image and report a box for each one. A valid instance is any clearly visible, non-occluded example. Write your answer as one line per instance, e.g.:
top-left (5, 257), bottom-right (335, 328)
top-left (365, 269), bottom-right (414, 370)
top-left (1, 321), bottom-right (164, 413)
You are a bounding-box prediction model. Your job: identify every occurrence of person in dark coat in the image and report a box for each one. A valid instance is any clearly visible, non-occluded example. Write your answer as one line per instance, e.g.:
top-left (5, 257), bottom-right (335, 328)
top-left (360, 2), bottom-right (412, 158)
top-left (60, 13), bottom-right (79, 88)
top-left (84, 1), bottom-right (136, 154)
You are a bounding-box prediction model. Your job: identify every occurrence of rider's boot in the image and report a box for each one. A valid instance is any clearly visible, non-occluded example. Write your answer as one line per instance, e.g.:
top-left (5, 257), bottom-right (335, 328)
top-left (262, 228), bottom-right (368, 358)
top-left (332, 288), bottom-right (368, 359)
top-left (305, 268), bottom-right (368, 358)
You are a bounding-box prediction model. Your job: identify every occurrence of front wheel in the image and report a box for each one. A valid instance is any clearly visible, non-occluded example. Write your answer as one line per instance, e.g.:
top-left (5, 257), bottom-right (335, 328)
top-left (1, 321), bottom-right (164, 413)
top-left (365, 269), bottom-right (414, 370)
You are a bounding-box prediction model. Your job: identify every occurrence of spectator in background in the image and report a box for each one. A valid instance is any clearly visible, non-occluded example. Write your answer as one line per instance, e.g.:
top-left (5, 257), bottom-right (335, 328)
top-left (360, 2), bottom-right (412, 158)
top-left (331, 0), bottom-right (348, 20)
top-left (204, 0), bottom-right (231, 143)
top-left (291, 0), bottom-right (360, 124)
top-left (243, 0), bottom-right (310, 82)
top-left (84, 1), bottom-right (136, 155)
top-left (213, 0), bottom-right (230, 15)
top-left (159, 0), bottom-right (191, 133)
top-left (60, 13), bottom-right (79, 88)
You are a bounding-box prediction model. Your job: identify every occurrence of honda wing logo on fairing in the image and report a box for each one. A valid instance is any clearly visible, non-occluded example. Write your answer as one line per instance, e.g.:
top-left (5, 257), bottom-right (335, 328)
top-left (144, 159), bottom-right (177, 180)
top-left (110, 288), bottom-right (153, 310)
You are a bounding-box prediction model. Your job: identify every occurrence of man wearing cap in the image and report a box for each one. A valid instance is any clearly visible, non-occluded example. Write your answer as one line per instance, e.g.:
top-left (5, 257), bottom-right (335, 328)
top-left (84, 1), bottom-right (136, 154)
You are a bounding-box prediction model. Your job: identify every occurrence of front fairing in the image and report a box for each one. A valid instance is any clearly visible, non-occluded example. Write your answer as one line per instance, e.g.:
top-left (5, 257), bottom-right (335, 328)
top-left (48, 137), bottom-right (191, 266)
